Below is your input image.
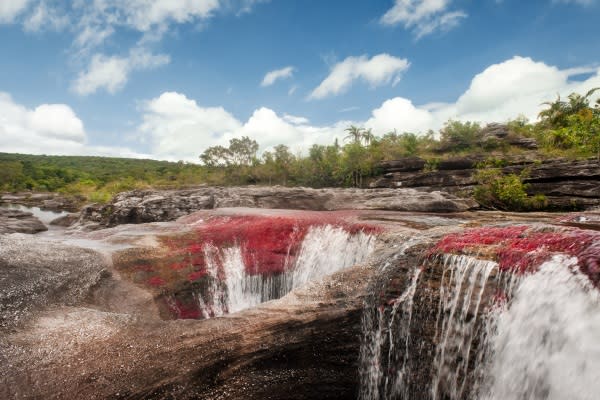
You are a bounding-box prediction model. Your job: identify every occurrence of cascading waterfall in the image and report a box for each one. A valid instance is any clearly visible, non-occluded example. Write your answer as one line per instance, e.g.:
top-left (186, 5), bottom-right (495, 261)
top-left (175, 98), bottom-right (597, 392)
top-left (199, 224), bottom-right (376, 317)
top-left (359, 232), bottom-right (600, 400)
top-left (359, 253), bottom-right (497, 400)
top-left (479, 255), bottom-right (600, 400)
top-left (431, 255), bottom-right (497, 400)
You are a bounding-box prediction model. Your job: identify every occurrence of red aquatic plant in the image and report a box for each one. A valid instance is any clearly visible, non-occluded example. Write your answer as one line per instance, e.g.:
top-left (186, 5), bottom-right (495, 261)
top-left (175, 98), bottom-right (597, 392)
top-left (431, 225), bottom-right (600, 286)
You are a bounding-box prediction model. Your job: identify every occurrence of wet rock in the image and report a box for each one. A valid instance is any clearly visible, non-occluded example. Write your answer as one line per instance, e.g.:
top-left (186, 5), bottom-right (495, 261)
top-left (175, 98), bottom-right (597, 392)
top-left (0, 208), bottom-right (47, 234)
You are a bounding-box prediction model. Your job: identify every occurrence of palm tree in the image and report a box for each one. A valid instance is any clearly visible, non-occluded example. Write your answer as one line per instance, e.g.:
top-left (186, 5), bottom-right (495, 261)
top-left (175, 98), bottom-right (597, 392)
top-left (539, 94), bottom-right (568, 127)
top-left (361, 128), bottom-right (375, 146)
top-left (344, 125), bottom-right (363, 144)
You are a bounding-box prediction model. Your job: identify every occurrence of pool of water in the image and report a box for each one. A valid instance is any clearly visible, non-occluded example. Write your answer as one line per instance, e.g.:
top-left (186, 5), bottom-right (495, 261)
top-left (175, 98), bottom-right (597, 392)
top-left (1, 203), bottom-right (69, 225)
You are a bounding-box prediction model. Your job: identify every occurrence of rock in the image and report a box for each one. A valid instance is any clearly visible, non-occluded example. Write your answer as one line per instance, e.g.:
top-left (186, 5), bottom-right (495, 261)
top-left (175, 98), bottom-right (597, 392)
top-left (0, 208), bottom-right (47, 234)
top-left (1, 208), bottom-right (597, 399)
top-left (49, 213), bottom-right (80, 227)
top-left (0, 235), bottom-right (106, 329)
top-left (480, 122), bottom-right (510, 139)
top-left (379, 157), bottom-right (426, 172)
top-left (1, 192), bottom-right (83, 212)
top-left (479, 123), bottom-right (538, 150)
top-left (374, 158), bottom-right (600, 210)
top-left (75, 186), bottom-right (477, 229)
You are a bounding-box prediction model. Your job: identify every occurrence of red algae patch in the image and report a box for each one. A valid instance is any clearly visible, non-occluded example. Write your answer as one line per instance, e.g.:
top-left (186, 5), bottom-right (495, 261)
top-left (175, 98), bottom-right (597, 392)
top-left (431, 225), bottom-right (600, 286)
top-left (162, 214), bottom-right (381, 277)
top-left (114, 212), bottom-right (382, 319)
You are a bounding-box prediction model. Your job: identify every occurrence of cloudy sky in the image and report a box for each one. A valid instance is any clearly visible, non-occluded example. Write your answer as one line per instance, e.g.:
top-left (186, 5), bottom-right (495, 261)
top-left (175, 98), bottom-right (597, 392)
top-left (1, 0), bottom-right (599, 161)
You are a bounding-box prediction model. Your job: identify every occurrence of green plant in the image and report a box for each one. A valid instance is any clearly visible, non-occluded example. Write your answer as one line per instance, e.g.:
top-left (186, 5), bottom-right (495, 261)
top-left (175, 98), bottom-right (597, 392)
top-left (473, 166), bottom-right (547, 211)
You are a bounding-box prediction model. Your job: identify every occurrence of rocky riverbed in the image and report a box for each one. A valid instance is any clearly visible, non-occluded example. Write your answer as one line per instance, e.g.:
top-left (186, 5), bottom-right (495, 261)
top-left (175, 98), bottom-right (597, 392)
top-left (1, 187), bottom-right (599, 399)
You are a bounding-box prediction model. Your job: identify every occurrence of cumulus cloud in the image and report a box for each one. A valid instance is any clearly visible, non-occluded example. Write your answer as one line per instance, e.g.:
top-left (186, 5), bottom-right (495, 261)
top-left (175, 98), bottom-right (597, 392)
top-left (0, 0), bottom-right (30, 23)
top-left (363, 56), bottom-right (600, 135)
top-left (261, 66), bottom-right (294, 87)
top-left (72, 48), bottom-right (170, 95)
top-left (137, 91), bottom-right (350, 161)
top-left (380, 0), bottom-right (467, 39)
top-left (309, 53), bottom-right (410, 100)
top-left (0, 92), bottom-right (150, 157)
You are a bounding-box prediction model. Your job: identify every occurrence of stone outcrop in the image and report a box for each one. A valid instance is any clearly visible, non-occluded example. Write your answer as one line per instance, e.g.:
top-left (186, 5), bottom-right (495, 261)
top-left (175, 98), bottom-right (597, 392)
top-left (1, 192), bottom-right (83, 212)
top-left (77, 186), bottom-right (477, 228)
top-left (372, 157), bottom-right (600, 210)
top-left (0, 208), bottom-right (47, 234)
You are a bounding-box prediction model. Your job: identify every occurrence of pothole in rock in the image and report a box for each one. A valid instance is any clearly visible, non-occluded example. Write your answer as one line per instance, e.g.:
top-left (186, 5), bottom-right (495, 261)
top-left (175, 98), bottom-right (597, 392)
top-left (113, 213), bottom-right (382, 320)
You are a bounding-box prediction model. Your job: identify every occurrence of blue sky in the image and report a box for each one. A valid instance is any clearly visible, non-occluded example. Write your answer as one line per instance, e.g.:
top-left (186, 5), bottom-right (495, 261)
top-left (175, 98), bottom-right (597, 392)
top-left (1, 0), bottom-right (599, 161)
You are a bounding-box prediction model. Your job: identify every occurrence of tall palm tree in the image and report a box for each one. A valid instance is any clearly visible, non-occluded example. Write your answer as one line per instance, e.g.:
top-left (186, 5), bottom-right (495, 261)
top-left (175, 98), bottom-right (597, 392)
top-left (344, 125), bottom-right (363, 144)
top-left (361, 128), bottom-right (375, 146)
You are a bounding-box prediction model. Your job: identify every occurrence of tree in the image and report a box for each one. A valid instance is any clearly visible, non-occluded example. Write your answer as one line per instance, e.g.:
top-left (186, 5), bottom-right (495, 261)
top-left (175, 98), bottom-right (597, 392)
top-left (361, 128), bottom-right (375, 146)
top-left (200, 145), bottom-right (231, 167)
top-left (344, 125), bottom-right (363, 144)
top-left (228, 136), bottom-right (259, 166)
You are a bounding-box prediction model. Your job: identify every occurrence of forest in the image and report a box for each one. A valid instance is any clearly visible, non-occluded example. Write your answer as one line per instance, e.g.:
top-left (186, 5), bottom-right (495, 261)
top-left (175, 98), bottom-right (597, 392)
top-left (1, 89), bottom-right (598, 206)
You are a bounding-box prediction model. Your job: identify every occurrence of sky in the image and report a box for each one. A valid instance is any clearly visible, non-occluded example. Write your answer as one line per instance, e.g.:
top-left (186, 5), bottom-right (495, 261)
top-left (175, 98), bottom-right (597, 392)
top-left (0, 0), bottom-right (599, 162)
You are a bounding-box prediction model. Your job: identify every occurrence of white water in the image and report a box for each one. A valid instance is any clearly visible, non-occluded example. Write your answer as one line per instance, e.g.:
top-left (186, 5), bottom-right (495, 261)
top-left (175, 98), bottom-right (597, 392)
top-left (431, 255), bottom-right (497, 400)
top-left (1, 204), bottom-right (68, 225)
top-left (359, 266), bottom-right (422, 400)
top-left (359, 249), bottom-right (600, 400)
top-left (480, 255), bottom-right (600, 400)
top-left (198, 224), bottom-right (376, 317)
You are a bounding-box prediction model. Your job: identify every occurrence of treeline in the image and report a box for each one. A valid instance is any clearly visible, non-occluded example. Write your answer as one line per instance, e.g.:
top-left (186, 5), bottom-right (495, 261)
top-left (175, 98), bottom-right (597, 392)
top-left (1, 89), bottom-right (598, 203)
top-left (200, 88), bottom-right (600, 188)
top-left (0, 154), bottom-right (205, 202)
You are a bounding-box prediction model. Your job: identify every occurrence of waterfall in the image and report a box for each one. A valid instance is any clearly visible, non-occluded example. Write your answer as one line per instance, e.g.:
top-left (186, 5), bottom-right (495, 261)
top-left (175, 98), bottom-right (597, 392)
top-left (198, 224), bottom-right (376, 317)
top-left (359, 253), bottom-right (497, 400)
top-left (359, 241), bottom-right (599, 400)
top-left (480, 255), bottom-right (600, 400)
top-left (431, 255), bottom-right (497, 400)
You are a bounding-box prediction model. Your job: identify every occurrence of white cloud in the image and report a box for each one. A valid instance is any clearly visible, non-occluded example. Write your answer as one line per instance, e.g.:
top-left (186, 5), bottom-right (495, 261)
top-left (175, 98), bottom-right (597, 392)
top-left (0, 0), bottom-right (30, 23)
top-left (72, 48), bottom-right (170, 95)
top-left (363, 56), bottom-right (600, 135)
top-left (137, 91), bottom-right (351, 161)
top-left (283, 114), bottom-right (310, 125)
top-left (309, 53), bottom-right (410, 100)
top-left (261, 66), bottom-right (294, 87)
top-left (0, 91), bottom-right (150, 158)
top-left (0, 92), bottom-right (85, 154)
top-left (380, 0), bottom-right (467, 39)
top-left (23, 1), bottom-right (68, 32)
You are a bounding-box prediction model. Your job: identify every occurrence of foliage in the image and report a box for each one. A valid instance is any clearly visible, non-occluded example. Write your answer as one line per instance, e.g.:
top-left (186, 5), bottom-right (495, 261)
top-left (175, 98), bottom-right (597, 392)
top-left (473, 163), bottom-right (547, 211)
top-left (437, 120), bottom-right (482, 153)
top-left (0, 153), bottom-right (205, 202)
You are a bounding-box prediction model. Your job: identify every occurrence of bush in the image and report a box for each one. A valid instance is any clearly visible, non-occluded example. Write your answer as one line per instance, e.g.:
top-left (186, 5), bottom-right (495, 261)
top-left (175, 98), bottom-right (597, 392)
top-left (473, 166), bottom-right (547, 211)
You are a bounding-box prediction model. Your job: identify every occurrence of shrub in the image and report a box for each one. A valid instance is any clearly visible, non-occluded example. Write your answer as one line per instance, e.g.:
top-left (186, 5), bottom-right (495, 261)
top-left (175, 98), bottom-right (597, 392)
top-left (473, 166), bottom-right (547, 211)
